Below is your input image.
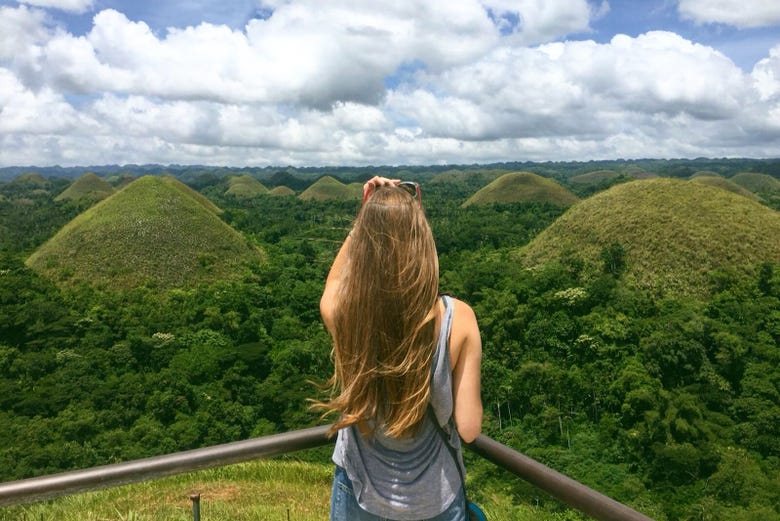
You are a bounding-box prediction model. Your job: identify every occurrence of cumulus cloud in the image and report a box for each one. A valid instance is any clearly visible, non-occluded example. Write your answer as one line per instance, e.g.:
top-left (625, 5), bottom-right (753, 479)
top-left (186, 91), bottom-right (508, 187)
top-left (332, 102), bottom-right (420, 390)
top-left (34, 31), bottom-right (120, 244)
top-left (678, 0), bottom-right (780, 28)
top-left (0, 1), bottom-right (779, 166)
top-left (388, 31), bottom-right (752, 143)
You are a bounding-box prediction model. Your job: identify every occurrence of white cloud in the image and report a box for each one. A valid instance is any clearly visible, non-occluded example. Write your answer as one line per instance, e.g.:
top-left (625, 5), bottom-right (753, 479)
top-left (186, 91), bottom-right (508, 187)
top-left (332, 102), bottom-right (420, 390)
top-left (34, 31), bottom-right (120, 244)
top-left (18, 0), bottom-right (93, 14)
top-left (752, 44), bottom-right (780, 101)
top-left (388, 31), bottom-right (752, 144)
top-left (481, 0), bottom-right (597, 45)
top-left (678, 0), bottom-right (780, 28)
top-left (0, 1), bottom-right (779, 167)
top-left (0, 68), bottom-right (91, 134)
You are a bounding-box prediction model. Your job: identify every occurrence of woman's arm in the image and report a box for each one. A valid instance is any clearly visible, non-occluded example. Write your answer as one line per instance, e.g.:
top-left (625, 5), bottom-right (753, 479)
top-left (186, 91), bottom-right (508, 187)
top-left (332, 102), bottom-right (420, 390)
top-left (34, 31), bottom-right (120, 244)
top-left (450, 299), bottom-right (483, 443)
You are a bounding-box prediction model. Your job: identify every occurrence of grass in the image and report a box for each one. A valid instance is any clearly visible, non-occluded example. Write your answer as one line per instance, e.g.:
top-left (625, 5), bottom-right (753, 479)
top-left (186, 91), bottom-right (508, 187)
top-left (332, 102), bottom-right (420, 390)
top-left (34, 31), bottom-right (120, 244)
top-left (26, 176), bottom-right (264, 289)
top-left (462, 172), bottom-right (579, 207)
top-left (0, 458), bottom-right (586, 521)
top-left (518, 178), bottom-right (780, 298)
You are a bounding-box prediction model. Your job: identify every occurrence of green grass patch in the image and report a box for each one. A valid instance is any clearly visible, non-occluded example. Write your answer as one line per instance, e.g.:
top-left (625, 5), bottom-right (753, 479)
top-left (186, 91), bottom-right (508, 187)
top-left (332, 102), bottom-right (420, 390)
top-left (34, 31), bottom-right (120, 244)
top-left (0, 458), bottom-right (590, 521)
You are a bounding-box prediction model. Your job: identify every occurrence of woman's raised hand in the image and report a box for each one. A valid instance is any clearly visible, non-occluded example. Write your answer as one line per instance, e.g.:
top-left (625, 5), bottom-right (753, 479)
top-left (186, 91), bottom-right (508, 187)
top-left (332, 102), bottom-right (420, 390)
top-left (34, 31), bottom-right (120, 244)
top-left (362, 176), bottom-right (401, 204)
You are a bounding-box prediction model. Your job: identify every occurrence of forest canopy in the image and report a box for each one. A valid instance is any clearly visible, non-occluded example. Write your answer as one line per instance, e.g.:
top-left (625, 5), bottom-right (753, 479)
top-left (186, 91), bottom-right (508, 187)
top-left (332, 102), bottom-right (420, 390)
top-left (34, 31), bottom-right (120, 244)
top-left (1, 160), bottom-right (779, 520)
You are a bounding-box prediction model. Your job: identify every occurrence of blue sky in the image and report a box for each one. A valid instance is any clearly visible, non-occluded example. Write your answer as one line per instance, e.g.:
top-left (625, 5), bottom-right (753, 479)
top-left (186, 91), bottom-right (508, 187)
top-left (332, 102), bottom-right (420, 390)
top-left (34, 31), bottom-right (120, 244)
top-left (0, 0), bottom-right (779, 167)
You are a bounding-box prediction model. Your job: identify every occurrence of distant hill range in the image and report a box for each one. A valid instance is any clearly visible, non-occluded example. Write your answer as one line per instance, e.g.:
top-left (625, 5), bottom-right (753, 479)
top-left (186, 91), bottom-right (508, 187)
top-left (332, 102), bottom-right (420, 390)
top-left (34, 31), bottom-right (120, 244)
top-left (54, 173), bottom-right (116, 204)
top-left (26, 176), bottom-right (264, 289)
top-left (462, 172), bottom-right (579, 207)
top-left (298, 176), bottom-right (361, 201)
top-left (518, 178), bottom-right (780, 297)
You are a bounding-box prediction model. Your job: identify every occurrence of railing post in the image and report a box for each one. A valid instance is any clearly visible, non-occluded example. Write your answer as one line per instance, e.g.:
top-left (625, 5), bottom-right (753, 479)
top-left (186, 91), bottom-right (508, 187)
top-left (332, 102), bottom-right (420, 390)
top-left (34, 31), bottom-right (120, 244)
top-left (190, 493), bottom-right (201, 521)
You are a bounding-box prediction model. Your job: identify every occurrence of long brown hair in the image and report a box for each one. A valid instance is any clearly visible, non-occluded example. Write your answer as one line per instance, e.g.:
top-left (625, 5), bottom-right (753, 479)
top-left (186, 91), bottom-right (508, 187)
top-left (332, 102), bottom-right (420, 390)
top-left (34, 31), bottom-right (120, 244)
top-left (317, 185), bottom-right (439, 439)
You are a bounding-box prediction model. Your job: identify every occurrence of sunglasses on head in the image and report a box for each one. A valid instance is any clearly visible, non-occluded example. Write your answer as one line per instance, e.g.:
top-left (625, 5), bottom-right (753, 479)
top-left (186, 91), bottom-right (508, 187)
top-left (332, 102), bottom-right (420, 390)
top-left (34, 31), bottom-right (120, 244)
top-left (398, 181), bottom-right (421, 202)
top-left (362, 181), bottom-right (422, 205)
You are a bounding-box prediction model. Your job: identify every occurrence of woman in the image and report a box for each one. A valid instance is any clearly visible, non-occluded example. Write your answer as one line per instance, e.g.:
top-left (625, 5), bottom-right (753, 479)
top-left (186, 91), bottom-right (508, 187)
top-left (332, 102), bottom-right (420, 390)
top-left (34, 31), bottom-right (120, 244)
top-left (317, 176), bottom-right (483, 520)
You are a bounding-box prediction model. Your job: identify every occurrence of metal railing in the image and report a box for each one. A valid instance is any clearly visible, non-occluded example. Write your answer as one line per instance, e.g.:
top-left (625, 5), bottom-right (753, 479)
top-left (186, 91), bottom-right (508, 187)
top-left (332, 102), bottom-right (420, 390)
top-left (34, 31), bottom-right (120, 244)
top-left (0, 426), bottom-right (653, 521)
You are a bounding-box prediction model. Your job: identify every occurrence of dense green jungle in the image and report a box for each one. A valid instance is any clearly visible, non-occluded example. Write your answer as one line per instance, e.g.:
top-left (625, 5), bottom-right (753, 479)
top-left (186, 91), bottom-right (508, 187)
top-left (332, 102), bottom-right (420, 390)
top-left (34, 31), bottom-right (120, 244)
top-left (1, 161), bottom-right (779, 521)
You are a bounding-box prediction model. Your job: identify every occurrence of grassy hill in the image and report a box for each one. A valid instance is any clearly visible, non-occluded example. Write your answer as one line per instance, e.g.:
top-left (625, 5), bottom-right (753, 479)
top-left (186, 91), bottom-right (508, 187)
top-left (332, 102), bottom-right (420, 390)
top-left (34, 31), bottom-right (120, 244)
top-left (518, 178), bottom-right (780, 297)
top-left (269, 185), bottom-right (296, 196)
top-left (9, 172), bottom-right (48, 187)
top-left (299, 176), bottom-right (358, 201)
top-left (689, 175), bottom-right (760, 201)
top-left (225, 175), bottom-right (269, 198)
top-left (26, 176), bottom-right (263, 289)
top-left (54, 172), bottom-right (116, 204)
top-left (463, 172), bottom-right (579, 207)
top-left (730, 172), bottom-right (780, 193)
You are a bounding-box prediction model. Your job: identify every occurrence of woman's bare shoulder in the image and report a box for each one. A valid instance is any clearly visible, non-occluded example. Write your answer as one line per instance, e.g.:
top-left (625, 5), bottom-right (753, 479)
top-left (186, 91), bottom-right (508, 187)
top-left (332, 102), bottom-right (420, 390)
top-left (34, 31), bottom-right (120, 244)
top-left (444, 296), bottom-right (480, 367)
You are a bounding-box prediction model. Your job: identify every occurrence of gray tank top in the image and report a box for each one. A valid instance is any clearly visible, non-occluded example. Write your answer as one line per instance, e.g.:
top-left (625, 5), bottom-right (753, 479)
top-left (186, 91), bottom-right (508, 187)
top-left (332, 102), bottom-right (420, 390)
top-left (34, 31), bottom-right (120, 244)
top-left (332, 295), bottom-right (464, 519)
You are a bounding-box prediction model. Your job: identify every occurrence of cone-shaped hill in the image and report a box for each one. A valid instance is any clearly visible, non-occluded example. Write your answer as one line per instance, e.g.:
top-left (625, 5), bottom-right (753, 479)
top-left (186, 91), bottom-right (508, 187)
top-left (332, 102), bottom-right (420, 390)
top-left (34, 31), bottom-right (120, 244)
top-left (26, 176), bottom-right (264, 289)
top-left (730, 172), bottom-right (780, 194)
top-left (269, 185), bottom-right (296, 197)
top-left (462, 172), bottom-right (579, 207)
top-left (225, 175), bottom-right (269, 198)
top-left (54, 173), bottom-right (116, 204)
top-left (690, 175), bottom-right (760, 201)
top-left (518, 178), bottom-right (780, 297)
top-left (299, 176), bottom-right (360, 201)
top-left (10, 172), bottom-right (48, 187)
top-left (730, 173), bottom-right (780, 209)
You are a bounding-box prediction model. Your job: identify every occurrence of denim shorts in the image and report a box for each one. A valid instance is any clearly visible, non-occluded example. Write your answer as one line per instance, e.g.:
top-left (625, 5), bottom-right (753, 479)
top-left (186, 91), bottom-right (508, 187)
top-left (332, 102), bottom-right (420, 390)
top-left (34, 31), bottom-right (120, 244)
top-left (330, 466), bottom-right (467, 521)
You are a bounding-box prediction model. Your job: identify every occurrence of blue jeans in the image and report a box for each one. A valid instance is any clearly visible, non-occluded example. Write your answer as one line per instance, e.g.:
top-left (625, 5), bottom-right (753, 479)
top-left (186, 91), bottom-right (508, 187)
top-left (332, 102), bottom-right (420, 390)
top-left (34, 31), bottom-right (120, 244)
top-left (330, 466), bottom-right (467, 521)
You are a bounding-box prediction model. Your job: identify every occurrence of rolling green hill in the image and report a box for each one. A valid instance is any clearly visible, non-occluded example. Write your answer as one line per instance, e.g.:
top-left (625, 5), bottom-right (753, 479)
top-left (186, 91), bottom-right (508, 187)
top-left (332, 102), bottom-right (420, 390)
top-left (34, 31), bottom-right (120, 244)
top-left (689, 175), bottom-right (760, 201)
top-left (518, 178), bottom-right (780, 297)
top-left (225, 175), bottom-right (269, 198)
top-left (462, 172), bottom-right (579, 207)
top-left (54, 172), bottom-right (116, 204)
top-left (298, 176), bottom-right (358, 201)
top-left (26, 176), bottom-right (264, 289)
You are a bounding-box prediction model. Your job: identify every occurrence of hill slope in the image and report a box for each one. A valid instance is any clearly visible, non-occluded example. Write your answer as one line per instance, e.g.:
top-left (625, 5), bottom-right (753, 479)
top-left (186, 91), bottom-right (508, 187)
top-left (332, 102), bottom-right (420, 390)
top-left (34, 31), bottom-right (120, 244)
top-left (54, 172), bottom-right (116, 204)
top-left (26, 176), bottom-right (263, 289)
top-left (463, 172), bottom-right (579, 207)
top-left (518, 178), bottom-right (780, 297)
